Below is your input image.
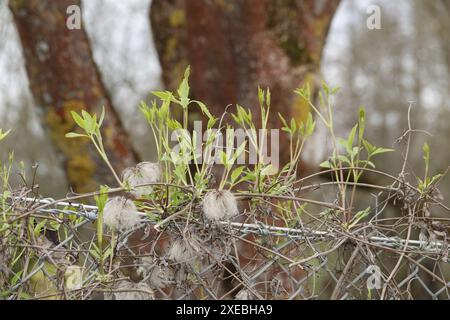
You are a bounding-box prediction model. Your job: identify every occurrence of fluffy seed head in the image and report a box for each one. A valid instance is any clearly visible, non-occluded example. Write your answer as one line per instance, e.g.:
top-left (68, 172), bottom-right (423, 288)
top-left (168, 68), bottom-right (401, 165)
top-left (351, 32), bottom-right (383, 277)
top-left (103, 196), bottom-right (142, 231)
top-left (202, 190), bottom-right (239, 221)
top-left (208, 237), bottom-right (232, 261)
top-left (122, 162), bottom-right (161, 198)
top-left (137, 257), bottom-right (174, 289)
top-left (137, 162), bottom-right (161, 182)
top-left (113, 280), bottom-right (154, 300)
top-left (235, 289), bottom-right (252, 300)
top-left (168, 239), bottom-right (199, 264)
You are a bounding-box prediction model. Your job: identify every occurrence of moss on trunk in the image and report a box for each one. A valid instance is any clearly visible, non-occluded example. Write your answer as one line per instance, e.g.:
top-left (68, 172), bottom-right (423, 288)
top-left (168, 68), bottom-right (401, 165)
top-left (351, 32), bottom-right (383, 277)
top-left (10, 0), bottom-right (139, 193)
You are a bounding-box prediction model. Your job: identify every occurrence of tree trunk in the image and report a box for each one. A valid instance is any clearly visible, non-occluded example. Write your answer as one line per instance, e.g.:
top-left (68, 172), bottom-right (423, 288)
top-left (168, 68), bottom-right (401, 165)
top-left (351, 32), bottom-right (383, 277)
top-left (424, 1), bottom-right (450, 74)
top-left (150, 0), bottom-right (340, 167)
top-left (9, 0), bottom-right (139, 193)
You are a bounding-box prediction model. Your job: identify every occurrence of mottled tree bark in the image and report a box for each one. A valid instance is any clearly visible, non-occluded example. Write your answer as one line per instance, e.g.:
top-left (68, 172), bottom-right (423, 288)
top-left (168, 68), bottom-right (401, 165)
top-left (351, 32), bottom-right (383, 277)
top-left (9, 0), bottom-right (139, 193)
top-left (149, 1), bottom-right (340, 299)
top-left (150, 0), bottom-right (340, 167)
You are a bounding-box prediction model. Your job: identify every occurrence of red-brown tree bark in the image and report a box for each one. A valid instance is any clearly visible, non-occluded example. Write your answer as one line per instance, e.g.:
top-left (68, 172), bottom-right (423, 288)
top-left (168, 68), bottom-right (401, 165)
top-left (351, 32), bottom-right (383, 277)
top-left (149, 0), bottom-right (340, 299)
top-left (150, 0), bottom-right (340, 167)
top-left (9, 0), bottom-right (139, 193)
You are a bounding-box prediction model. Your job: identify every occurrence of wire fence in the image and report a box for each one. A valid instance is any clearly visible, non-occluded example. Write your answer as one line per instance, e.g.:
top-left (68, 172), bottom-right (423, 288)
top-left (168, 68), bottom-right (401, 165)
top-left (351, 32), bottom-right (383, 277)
top-left (1, 189), bottom-right (449, 300)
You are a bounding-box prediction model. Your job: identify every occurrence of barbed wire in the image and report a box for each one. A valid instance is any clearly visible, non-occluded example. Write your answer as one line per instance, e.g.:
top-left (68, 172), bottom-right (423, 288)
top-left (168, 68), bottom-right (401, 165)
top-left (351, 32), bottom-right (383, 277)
top-left (13, 196), bottom-right (450, 254)
top-left (3, 194), bottom-right (449, 300)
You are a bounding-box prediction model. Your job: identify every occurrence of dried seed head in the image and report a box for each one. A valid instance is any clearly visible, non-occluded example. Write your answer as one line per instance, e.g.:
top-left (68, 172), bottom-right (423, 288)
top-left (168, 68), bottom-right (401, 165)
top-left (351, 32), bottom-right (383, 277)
top-left (138, 257), bottom-right (174, 289)
top-left (168, 239), bottom-right (199, 264)
top-left (113, 280), bottom-right (154, 300)
top-left (122, 162), bottom-right (161, 198)
top-left (235, 289), bottom-right (252, 300)
top-left (103, 196), bottom-right (142, 231)
top-left (208, 237), bottom-right (232, 261)
top-left (202, 190), bottom-right (239, 221)
top-left (138, 162), bottom-right (161, 182)
top-left (148, 266), bottom-right (173, 290)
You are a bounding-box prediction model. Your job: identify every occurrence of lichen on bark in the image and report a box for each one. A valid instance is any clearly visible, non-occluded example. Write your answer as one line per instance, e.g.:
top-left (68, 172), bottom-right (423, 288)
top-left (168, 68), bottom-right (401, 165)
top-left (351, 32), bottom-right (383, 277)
top-left (150, 0), bottom-right (340, 167)
top-left (9, 0), bottom-right (139, 193)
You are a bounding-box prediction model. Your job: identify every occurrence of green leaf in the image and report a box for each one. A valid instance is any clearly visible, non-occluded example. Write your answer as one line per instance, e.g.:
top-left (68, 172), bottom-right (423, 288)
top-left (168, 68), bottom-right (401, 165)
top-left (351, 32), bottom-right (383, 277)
top-left (231, 166), bottom-right (245, 183)
top-left (2, 190), bottom-right (11, 201)
top-left (290, 118), bottom-right (297, 134)
top-left (423, 142), bottom-right (430, 165)
top-left (258, 86), bottom-right (265, 107)
top-left (266, 88), bottom-right (271, 109)
top-left (173, 164), bottom-right (187, 184)
top-left (278, 113), bottom-right (289, 131)
top-left (192, 100), bottom-right (213, 120)
top-left (18, 292), bottom-right (32, 300)
top-left (359, 160), bottom-right (376, 169)
top-left (90, 248), bottom-right (100, 260)
top-left (260, 164), bottom-right (276, 176)
top-left (350, 146), bottom-right (360, 159)
top-left (95, 185), bottom-right (109, 255)
top-left (236, 104), bottom-right (250, 125)
top-left (331, 86), bottom-right (341, 95)
top-left (429, 174), bottom-right (443, 186)
top-left (295, 84), bottom-right (311, 100)
top-left (241, 171), bottom-right (256, 182)
top-left (337, 137), bottom-right (348, 149)
top-left (177, 66), bottom-right (191, 108)
top-left (423, 142), bottom-right (430, 179)
top-left (358, 107), bottom-right (366, 141)
top-left (347, 124), bottom-right (358, 154)
top-left (207, 116), bottom-right (218, 129)
top-left (34, 219), bottom-right (48, 238)
top-left (0, 129), bottom-right (11, 141)
top-left (322, 81), bottom-right (330, 96)
top-left (89, 113), bottom-right (98, 134)
top-left (98, 106), bottom-right (105, 127)
top-left (79, 110), bottom-right (96, 134)
top-left (94, 185), bottom-right (109, 213)
top-left (220, 150), bottom-right (228, 167)
top-left (81, 110), bottom-right (91, 121)
top-left (362, 139), bottom-right (375, 155)
top-left (320, 160), bottom-right (332, 169)
top-left (71, 111), bottom-right (85, 129)
top-left (167, 118), bottom-right (183, 130)
top-left (230, 141), bottom-right (247, 165)
top-left (231, 113), bottom-right (242, 126)
top-left (65, 132), bottom-right (87, 139)
top-left (11, 270), bottom-right (24, 286)
top-left (304, 113), bottom-right (315, 137)
top-left (152, 90), bottom-right (171, 100)
top-left (348, 207), bottom-right (371, 229)
top-left (318, 91), bottom-right (325, 108)
top-left (48, 219), bottom-right (61, 232)
top-left (371, 147), bottom-right (394, 156)
top-left (336, 155), bottom-right (351, 164)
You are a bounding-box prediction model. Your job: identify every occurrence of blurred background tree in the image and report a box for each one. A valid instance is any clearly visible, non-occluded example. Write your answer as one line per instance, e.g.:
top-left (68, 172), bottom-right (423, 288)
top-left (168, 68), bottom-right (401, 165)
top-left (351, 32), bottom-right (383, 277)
top-left (151, 0), bottom-right (340, 166)
top-left (321, 0), bottom-right (450, 213)
top-left (8, 0), bottom-right (139, 193)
